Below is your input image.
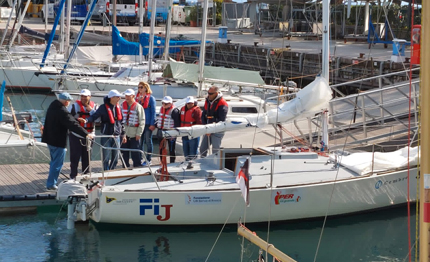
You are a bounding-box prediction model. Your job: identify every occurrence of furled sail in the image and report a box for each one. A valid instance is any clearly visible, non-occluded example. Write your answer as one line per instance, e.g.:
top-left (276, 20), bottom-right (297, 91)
top-left (162, 76), bottom-right (333, 138)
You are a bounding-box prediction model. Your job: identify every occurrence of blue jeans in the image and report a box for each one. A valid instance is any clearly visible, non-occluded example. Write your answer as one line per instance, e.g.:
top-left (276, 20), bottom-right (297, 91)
top-left (100, 136), bottom-right (121, 170)
top-left (121, 136), bottom-right (142, 167)
top-left (140, 125), bottom-right (153, 162)
top-left (182, 136), bottom-right (200, 161)
top-left (47, 145), bottom-right (66, 188)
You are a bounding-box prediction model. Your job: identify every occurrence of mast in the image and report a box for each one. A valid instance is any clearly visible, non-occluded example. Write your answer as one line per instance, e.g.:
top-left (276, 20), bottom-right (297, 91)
top-left (321, 0), bottom-right (329, 82)
top-left (60, 0), bottom-right (65, 54)
top-left (147, 0), bottom-right (157, 81)
top-left (65, 0), bottom-right (72, 56)
top-left (420, 1), bottom-right (430, 261)
top-left (7, 0), bottom-right (31, 49)
top-left (197, 0), bottom-right (209, 97)
top-left (0, 0), bottom-right (17, 46)
top-left (138, 0), bottom-right (143, 63)
top-left (164, 0), bottom-right (173, 62)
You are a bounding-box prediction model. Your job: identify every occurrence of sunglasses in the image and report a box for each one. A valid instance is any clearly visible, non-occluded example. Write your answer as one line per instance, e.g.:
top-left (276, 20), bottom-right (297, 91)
top-left (208, 92), bottom-right (216, 95)
top-left (138, 86), bottom-right (145, 89)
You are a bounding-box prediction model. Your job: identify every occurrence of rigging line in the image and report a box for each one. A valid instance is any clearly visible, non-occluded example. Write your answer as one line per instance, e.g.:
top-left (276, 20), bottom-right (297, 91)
top-left (406, 2), bottom-right (416, 261)
top-left (205, 195), bottom-right (241, 262)
top-left (313, 92), bottom-right (359, 262)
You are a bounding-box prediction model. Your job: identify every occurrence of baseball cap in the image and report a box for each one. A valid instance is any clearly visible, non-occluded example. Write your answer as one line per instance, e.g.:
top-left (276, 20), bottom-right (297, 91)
top-left (80, 89), bottom-right (91, 96)
top-left (162, 96), bottom-right (173, 104)
top-left (123, 89), bottom-right (135, 96)
top-left (58, 92), bottom-right (73, 101)
top-left (185, 96), bottom-right (195, 104)
top-left (108, 90), bottom-right (122, 98)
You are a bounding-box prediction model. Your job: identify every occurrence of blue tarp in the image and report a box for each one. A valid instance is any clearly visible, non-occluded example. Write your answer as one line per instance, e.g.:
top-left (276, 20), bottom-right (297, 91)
top-left (112, 25), bottom-right (210, 56)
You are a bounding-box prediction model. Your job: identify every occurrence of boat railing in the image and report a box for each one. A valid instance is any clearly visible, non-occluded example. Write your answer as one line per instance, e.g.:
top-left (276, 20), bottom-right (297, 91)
top-left (90, 135), bottom-right (161, 190)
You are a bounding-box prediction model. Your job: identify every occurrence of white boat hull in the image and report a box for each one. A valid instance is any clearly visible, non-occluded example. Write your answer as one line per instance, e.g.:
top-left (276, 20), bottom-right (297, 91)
top-left (89, 167), bottom-right (417, 225)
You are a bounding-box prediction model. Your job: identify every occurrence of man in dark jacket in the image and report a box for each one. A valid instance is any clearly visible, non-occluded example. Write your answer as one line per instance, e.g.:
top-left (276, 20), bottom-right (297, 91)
top-left (200, 86), bottom-right (228, 157)
top-left (82, 90), bottom-right (125, 170)
top-left (42, 93), bottom-right (91, 191)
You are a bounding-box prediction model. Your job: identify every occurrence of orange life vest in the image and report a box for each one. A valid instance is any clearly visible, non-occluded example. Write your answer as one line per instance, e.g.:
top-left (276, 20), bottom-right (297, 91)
top-left (180, 106), bottom-right (198, 127)
top-left (76, 100), bottom-right (95, 132)
top-left (157, 106), bottom-right (174, 129)
top-left (105, 103), bottom-right (123, 124)
top-left (122, 101), bottom-right (139, 127)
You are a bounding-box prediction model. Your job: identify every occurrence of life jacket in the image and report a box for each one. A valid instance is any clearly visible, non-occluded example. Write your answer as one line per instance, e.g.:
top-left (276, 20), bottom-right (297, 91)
top-left (122, 101), bottom-right (139, 127)
top-left (105, 103), bottom-right (123, 124)
top-left (75, 100), bottom-right (95, 132)
top-left (180, 106), bottom-right (198, 127)
top-left (157, 106), bottom-right (174, 129)
top-left (204, 97), bottom-right (228, 123)
top-left (136, 93), bottom-right (151, 109)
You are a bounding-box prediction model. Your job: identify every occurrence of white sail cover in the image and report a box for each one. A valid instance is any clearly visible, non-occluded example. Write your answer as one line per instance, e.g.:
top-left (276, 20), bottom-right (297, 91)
top-left (169, 61), bottom-right (265, 85)
top-left (162, 76), bottom-right (332, 138)
top-left (335, 146), bottom-right (419, 175)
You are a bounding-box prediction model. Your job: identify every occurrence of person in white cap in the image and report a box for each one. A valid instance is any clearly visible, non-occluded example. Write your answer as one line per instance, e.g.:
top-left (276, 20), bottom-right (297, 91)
top-left (120, 89), bottom-right (145, 167)
top-left (81, 89), bottom-right (125, 170)
top-left (68, 89), bottom-right (99, 179)
top-left (156, 96), bottom-right (181, 163)
top-left (180, 96), bottom-right (202, 161)
top-left (42, 93), bottom-right (93, 191)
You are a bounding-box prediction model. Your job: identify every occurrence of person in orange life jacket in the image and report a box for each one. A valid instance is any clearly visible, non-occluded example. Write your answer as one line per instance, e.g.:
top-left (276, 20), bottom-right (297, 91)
top-left (42, 93), bottom-right (94, 191)
top-left (120, 89), bottom-right (145, 167)
top-left (200, 86), bottom-right (228, 158)
top-left (156, 96), bottom-right (181, 163)
top-left (80, 89), bottom-right (125, 171)
top-left (180, 96), bottom-right (202, 161)
top-left (136, 81), bottom-right (156, 166)
top-left (68, 89), bottom-right (99, 179)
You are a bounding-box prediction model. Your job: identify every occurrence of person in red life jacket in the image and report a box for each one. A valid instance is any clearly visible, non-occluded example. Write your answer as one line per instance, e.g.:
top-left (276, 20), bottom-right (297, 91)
top-left (180, 96), bottom-right (202, 161)
top-left (136, 81), bottom-right (156, 166)
top-left (42, 93), bottom-right (93, 191)
top-left (68, 89), bottom-right (99, 179)
top-left (120, 89), bottom-right (145, 167)
top-left (200, 86), bottom-right (228, 157)
top-left (80, 89), bottom-right (125, 170)
top-left (156, 96), bottom-right (181, 163)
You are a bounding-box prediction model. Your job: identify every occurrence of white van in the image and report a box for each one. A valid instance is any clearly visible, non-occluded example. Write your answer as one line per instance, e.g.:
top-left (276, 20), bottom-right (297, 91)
top-left (41, 0), bottom-right (55, 22)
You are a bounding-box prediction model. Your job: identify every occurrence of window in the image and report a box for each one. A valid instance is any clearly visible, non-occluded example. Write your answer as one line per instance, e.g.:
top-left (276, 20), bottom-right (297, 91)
top-left (231, 107), bottom-right (258, 113)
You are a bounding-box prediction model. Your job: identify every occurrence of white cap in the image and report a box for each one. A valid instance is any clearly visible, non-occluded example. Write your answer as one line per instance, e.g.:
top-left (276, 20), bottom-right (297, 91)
top-left (123, 89), bottom-right (135, 96)
top-left (162, 96), bottom-right (173, 104)
top-left (108, 89), bottom-right (122, 98)
top-left (80, 89), bottom-right (91, 96)
top-left (185, 96), bottom-right (195, 104)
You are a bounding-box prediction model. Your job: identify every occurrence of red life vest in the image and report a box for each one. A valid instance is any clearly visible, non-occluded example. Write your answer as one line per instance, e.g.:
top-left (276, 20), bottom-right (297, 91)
top-left (136, 93), bottom-right (150, 109)
top-left (157, 106), bottom-right (174, 129)
top-left (204, 97), bottom-right (228, 123)
top-left (180, 106), bottom-right (198, 127)
top-left (76, 100), bottom-right (95, 132)
top-left (105, 103), bottom-right (123, 124)
top-left (122, 101), bottom-right (139, 127)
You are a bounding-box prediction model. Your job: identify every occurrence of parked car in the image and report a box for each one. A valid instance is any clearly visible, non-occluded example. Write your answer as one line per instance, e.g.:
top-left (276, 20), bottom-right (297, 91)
top-left (41, 0), bottom-right (55, 22)
top-left (53, 0), bottom-right (90, 24)
top-left (107, 0), bottom-right (138, 26)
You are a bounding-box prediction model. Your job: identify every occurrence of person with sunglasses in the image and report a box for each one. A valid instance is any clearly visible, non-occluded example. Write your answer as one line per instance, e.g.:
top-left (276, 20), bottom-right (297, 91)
top-left (156, 96), bottom-right (181, 163)
top-left (200, 86), bottom-right (228, 157)
top-left (136, 81), bottom-right (156, 166)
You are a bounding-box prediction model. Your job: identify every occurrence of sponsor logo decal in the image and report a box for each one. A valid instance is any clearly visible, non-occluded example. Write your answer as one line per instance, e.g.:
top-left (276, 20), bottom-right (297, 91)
top-left (273, 190), bottom-right (302, 205)
top-left (106, 197), bottom-right (136, 205)
top-left (375, 176), bottom-right (407, 189)
top-left (185, 193), bottom-right (222, 205)
top-left (139, 198), bottom-right (173, 221)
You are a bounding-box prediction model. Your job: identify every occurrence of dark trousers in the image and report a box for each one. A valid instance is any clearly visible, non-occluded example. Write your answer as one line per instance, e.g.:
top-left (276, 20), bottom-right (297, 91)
top-left (69, 134), bottom-right (91, 179)
top-left (121, 136), bottom-right (142, 167)
top-left (159, 138), bottom-right (177, 163)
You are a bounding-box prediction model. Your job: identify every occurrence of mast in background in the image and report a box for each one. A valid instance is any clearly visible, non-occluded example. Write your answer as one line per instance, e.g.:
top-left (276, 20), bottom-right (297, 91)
top-left (321, 0), bottom-right (329, 82)
top-left (197, 0), bottom-right (209, 97)
top-left (147, 0), bottom-right (157, 81)
top-left (420, 1), bottom-right (429, 261)
top-left (138, 0), bottom-right (143, 63)
top-left (164, 0), bottom-right (173, 62)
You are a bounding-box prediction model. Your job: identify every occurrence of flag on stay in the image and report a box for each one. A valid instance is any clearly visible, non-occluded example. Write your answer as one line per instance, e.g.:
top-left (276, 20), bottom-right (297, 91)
top-left (236, 158), bottom-right (250, 207)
